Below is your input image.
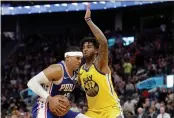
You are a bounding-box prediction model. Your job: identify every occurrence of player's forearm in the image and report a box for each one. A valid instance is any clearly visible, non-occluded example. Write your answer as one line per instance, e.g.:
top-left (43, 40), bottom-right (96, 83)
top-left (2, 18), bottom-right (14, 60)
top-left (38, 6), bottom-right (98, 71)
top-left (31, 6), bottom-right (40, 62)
top-left (27, 72), bottom-right (50, 101)
top-left (86, 19), bottom-right (107, 44)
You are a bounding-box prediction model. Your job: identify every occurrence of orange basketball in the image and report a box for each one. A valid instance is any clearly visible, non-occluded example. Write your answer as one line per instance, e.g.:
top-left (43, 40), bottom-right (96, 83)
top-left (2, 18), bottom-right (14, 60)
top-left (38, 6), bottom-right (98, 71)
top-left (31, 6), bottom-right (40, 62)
top-left (49, 95), bottom-right (70, 116)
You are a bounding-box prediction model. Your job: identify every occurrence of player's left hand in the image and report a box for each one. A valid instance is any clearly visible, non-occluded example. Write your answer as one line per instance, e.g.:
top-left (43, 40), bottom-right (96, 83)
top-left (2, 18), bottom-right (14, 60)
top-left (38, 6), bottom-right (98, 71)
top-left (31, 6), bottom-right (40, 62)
top-left (85, 3), bottom-right (91, 19)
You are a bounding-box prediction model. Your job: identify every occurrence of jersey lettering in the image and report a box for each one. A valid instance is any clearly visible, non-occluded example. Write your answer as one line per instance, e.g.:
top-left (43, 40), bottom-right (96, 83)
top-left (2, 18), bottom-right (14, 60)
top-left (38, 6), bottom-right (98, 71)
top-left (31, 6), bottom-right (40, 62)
top-left (83, 75), bottom-right (92, 84)
top-left (59, 84), bottom-right (75, 92)
top-left (83, 75), bottom-right (99, 97)
top-left (79, 64), bottom-right (122, 111)
top-left (63, 93), bottom-right (70, 97)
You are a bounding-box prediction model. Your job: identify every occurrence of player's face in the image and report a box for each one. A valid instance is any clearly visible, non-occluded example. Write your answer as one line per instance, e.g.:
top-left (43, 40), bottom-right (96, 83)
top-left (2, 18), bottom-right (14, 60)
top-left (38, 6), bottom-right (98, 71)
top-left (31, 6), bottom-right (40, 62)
top-left (82, 42), bottom-right (97, 59)
top-left (69, 56), bottom-right (82, 70)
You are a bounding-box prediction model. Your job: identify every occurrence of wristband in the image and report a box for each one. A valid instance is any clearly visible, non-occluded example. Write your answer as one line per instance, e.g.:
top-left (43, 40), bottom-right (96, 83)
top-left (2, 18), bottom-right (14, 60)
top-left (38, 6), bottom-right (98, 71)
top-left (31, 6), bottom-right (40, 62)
top-left (85, 17), bottom-right (91, 22)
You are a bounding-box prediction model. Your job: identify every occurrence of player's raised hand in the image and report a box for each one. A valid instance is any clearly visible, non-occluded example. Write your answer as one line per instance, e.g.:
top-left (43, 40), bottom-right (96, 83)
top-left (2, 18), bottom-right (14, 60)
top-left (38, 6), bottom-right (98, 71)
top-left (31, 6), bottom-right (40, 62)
top-left (85, 3), bottom-right (91, 20)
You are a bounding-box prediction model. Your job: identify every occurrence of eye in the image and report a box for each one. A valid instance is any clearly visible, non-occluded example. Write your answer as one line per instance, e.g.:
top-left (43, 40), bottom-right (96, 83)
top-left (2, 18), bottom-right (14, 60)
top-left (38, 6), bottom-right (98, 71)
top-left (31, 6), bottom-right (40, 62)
top-left (88, 45), bottom-right (92, 48)
top-left (76, 57), bottom-right (81, 60)
top-left (83, 46), bottom-right (86, 50)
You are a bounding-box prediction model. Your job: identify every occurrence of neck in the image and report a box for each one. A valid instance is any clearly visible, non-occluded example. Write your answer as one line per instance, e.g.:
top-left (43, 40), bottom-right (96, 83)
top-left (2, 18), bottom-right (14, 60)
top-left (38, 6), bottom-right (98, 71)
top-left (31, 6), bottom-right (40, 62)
top-left (64, 61), bottom-right (73, 77)
top-left (85, 56), bottom-right (96, 67)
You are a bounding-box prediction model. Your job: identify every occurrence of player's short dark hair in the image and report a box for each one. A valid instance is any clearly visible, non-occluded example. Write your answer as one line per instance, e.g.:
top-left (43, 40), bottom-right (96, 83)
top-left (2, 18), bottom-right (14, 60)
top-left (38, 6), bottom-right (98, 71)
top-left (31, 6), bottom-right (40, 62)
top-left (65, 46), bottom-right (81, 52)
top-left (80, 37), bottom-right (99, 49)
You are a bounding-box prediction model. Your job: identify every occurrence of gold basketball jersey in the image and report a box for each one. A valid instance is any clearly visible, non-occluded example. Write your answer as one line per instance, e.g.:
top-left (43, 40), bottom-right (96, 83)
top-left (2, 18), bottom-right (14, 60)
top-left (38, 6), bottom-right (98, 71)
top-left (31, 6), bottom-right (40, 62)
top-left (79, 64), bottom-right (121, 112)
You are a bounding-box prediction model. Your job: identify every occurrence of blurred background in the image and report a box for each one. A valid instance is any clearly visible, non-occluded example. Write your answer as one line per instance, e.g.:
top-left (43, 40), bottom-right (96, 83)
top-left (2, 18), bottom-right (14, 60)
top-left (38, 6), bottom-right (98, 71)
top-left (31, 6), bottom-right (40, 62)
top-left (1, 1), bottom-right (174, 118)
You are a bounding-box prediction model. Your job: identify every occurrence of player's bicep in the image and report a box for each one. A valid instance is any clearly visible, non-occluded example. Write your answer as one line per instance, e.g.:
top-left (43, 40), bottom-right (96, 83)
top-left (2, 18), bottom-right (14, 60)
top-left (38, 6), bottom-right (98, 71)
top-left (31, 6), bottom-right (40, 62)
top-left (43, 64), bottom-right (63, 81)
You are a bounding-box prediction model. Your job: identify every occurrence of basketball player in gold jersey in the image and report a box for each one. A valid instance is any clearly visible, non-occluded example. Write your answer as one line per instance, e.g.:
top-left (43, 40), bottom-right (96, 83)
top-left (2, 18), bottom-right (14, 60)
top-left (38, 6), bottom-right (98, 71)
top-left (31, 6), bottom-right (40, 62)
top-left (78, 4), bottom-right (123, 118)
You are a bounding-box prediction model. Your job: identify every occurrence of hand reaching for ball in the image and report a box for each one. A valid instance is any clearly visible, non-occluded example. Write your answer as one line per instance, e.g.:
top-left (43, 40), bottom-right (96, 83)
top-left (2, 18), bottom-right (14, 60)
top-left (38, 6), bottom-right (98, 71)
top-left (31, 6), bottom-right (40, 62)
top-left (48, 95), bottom-right (70, 116)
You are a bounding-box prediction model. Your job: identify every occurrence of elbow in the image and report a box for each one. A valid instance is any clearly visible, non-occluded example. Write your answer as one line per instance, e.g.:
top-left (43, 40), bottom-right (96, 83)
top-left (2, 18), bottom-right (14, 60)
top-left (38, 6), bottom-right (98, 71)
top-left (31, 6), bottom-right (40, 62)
top-left (27, 79), bottom-right (33, 89)
top-left (100, 38), bottom-right (108, 44)
top-left (96, 34), bottom-right (107, 44)
top-left (27, 80), bottom-right (31, 88)
top-left (99, 40), bottom-right (108, 47)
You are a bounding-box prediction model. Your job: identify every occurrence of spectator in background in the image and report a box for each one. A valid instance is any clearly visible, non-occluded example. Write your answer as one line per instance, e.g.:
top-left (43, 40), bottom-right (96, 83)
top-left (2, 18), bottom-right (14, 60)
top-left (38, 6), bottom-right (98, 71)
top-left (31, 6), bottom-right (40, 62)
top-left (157, 107), bottom-right (171, 118)
top-left (148, 107), bottom-right (157, 118)
top-left (158, 88), bottom-right (167, 104)
top-left (135, 107), bottom-right (148, 118)
top-left (144, 98), bottom-right (150, 109)
top-left (165, 102), bottom-right (174, 117)
top-left (123, 97), bottom-right (137, 115)
top-left (123, 58), bottom-right (132, 81)
top-left (125, 80), bottom-right (135, 97)
top-left (166, 89), bottom-right (174, 102)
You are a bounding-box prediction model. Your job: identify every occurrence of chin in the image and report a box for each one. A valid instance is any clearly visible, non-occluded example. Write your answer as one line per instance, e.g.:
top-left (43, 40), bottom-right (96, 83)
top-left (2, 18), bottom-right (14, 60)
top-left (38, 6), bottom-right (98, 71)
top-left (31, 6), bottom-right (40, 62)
top-left (84, 55), bottom-right (88, 58)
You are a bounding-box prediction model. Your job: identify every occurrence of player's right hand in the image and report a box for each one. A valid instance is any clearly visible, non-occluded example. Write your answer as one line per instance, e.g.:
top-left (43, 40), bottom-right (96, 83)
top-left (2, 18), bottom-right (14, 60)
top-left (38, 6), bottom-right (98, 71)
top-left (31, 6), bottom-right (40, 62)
top-left (84, 3), bottom-right (91, 19)
top-left (48, 95), bottom-right (67, 115)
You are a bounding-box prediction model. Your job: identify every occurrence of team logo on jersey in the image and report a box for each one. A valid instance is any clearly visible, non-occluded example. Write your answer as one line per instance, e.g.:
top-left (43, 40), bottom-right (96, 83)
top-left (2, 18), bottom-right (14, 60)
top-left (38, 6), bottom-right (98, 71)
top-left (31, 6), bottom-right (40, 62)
top-left (59, 84), bottom-right (75, 92)
top-left (83, 75), bottom-right (99, 97)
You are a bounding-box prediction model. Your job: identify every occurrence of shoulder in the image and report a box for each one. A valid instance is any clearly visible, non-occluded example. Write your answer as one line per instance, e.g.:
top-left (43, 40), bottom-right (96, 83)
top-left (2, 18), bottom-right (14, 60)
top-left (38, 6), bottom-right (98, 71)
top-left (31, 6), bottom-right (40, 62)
top-left (94, 60), bottom-right (110, 74)
top-left (48, 64), bottom-right (63, 72)
top-left (43, 64), bottom-right (63, 81)
top-left (165, 113), bottom-right (170, 117)
top-left (129, 63), bottom-right (132, 66)
top-left (79, 65), bottom-right (84, 72)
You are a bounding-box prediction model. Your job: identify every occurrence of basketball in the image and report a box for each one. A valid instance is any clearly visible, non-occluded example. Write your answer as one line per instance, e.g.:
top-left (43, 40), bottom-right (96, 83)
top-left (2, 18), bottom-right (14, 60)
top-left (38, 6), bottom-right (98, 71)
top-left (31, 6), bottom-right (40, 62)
top-left (49, 95), bottom-right (70, 116)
